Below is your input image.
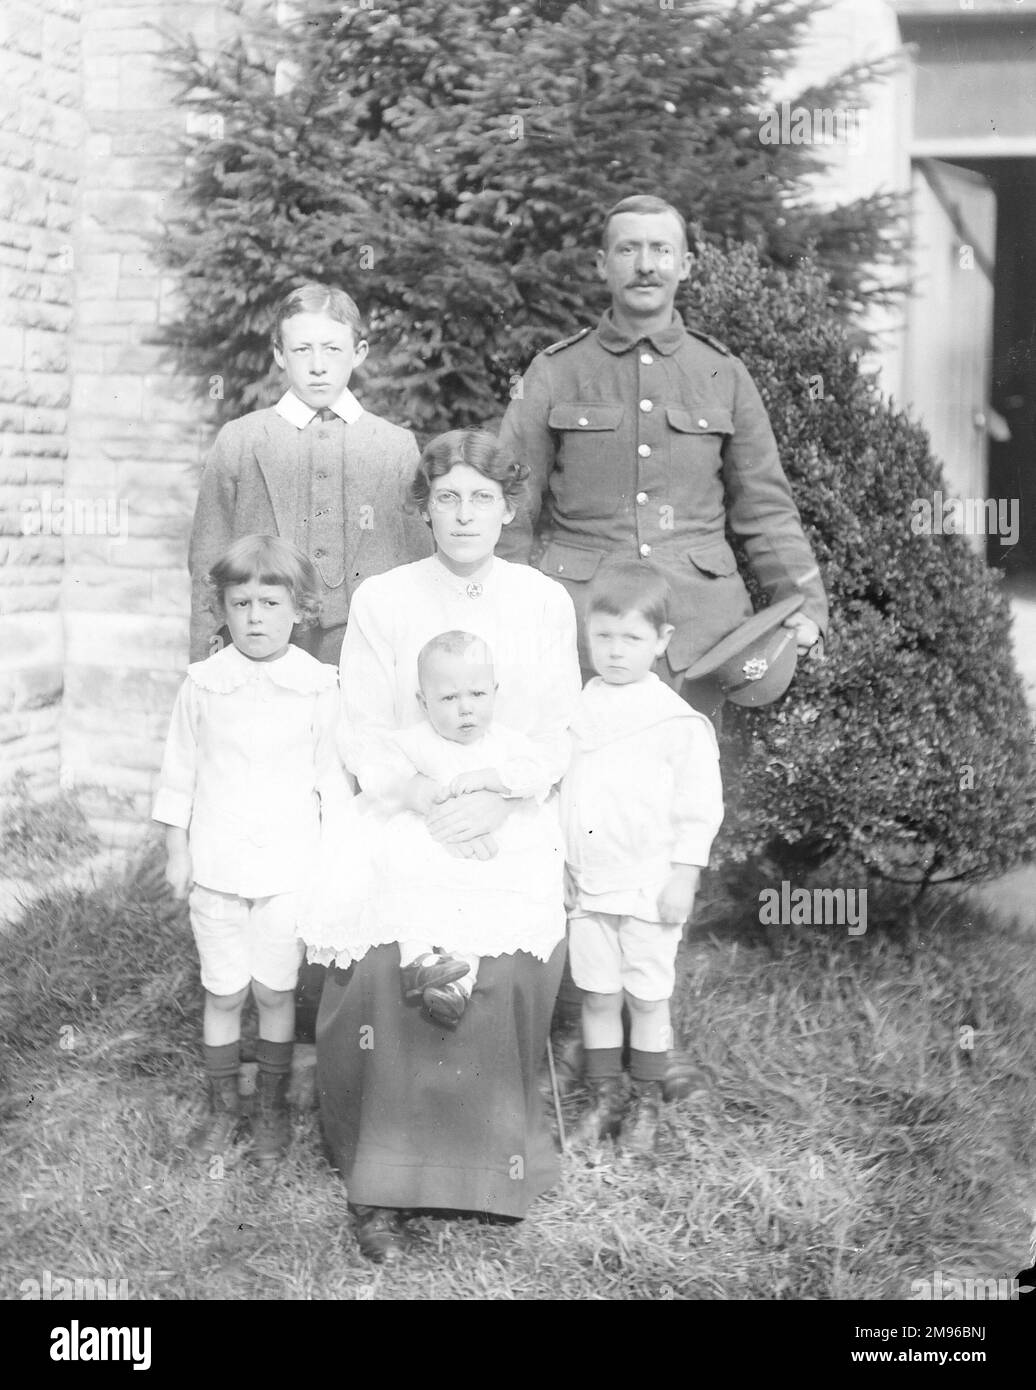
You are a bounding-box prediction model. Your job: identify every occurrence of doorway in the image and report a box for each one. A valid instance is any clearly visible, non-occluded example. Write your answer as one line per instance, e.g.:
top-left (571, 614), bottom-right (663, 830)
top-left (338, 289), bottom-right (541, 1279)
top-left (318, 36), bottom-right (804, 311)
top-left (956, 158), bottom-right (1036, 579)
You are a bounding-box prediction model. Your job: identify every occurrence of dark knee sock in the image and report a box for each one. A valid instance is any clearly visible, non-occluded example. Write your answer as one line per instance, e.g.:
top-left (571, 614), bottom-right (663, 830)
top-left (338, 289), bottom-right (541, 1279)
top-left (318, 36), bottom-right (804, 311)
top-left (583, 1046), bottom-right (623, 1080)
top-left (203, 1041), bottom-right (240, 1081)
top-left (255, 1038), bottom-right (293, 1077)
top-left (629, 1048), bottom-right (668, 1083)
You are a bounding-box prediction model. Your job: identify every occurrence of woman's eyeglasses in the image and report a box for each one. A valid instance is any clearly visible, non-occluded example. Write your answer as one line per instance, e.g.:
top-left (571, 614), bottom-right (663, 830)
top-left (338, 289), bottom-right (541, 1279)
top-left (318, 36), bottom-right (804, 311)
top-left (428, 489), bottom-right (502, 512)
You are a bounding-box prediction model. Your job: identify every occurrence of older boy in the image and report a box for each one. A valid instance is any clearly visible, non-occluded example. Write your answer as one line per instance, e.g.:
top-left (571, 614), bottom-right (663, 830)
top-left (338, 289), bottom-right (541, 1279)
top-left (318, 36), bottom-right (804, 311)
top-left (189, 282), bottom-right (432, 664)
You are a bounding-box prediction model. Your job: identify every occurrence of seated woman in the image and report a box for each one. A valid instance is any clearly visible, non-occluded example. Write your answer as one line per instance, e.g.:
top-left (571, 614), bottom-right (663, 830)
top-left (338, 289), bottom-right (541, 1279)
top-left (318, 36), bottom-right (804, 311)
top-left (313, 429), bottom-right (581, 1263)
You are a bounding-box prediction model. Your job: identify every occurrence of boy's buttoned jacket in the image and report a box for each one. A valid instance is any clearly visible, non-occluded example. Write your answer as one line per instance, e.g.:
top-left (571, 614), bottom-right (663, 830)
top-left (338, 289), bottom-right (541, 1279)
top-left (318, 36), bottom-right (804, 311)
top-left (188, 404), bottom-right (432, 661)
top-left (496, 312), bottom-right (828, 672)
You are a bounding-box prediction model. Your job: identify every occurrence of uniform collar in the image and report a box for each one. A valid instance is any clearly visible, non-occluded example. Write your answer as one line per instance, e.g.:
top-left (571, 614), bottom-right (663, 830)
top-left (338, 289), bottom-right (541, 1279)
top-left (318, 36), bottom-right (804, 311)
top-left (596, 310), bottom-right (687, 357)
top-left (274, 387), bottom-right (364, 429)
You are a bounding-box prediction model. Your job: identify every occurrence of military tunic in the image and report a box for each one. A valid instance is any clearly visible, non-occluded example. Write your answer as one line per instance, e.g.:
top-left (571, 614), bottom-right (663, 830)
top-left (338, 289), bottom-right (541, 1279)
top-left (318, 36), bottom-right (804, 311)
top-left (496, 310), bottom-right (828, 674)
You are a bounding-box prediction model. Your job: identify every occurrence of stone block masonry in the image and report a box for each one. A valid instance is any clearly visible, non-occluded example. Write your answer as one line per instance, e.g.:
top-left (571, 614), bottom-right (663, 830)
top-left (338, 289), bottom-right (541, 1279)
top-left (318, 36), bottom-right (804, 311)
top-left (1, 0), bottom-right (84, 803)
top-left (2, 1), bottom-right (236, 846)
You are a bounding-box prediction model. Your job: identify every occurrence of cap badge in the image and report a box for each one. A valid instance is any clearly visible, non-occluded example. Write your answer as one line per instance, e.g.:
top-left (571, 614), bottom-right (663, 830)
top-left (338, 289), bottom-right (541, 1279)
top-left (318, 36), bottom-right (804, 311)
top-left (742, 656), bottom-right (769, 681)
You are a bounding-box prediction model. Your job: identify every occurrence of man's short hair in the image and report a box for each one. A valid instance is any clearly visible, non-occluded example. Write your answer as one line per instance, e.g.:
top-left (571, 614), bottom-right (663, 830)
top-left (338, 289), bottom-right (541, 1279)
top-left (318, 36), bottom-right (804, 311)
top-left (417, 630), bottom-right (494, 688)
top-left (600, 195), bottom-right (688, 251)
top-left (586, 559), bottom-right (671, 633)
top-left (271, 282), bottom-right (365, 348)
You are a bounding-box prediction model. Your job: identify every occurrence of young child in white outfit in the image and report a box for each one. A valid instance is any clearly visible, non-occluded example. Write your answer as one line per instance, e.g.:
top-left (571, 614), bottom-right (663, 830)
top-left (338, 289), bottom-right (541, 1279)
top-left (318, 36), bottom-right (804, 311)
top-left (561, 561), bottom-right (724, 1154)
top-left (153, 535), bottom-right (349, 1166)
top-left (303, 630), bottom-right (566, 1026)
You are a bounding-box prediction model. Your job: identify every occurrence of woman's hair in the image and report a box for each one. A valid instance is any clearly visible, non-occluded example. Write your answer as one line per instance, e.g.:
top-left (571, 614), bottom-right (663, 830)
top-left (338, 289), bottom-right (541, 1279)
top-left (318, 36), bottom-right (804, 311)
top-left (587, 559), bottom-right (671, 633)
top-left (270, 282), bottom-right (365, 348)
top-left (207, 535), bottom-right (322, 630)
top-left (407, 430), bottom-right (529, 513)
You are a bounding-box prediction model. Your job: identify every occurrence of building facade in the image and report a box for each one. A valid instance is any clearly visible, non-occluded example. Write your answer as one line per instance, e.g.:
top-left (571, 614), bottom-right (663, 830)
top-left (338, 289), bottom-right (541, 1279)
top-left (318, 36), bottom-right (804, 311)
top-left (787, 0), bottom-right (1035, 566)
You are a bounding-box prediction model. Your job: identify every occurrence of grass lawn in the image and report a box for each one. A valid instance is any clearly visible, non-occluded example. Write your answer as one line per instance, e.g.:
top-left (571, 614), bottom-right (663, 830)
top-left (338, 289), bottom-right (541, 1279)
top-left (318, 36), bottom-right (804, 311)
top-left (2, 845), bottom-right (1034, 1301)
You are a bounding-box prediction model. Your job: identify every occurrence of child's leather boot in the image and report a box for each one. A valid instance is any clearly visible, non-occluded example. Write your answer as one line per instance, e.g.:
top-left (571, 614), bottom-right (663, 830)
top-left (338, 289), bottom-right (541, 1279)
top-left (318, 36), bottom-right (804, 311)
top-left (189, 1076), bottom-right (245, 1158)
top-left (252, 1069), bottom-right (292, 1167)
top-left (624, 1079), bottom-right (664, 1155)
top-left (574, 1075), bottom-right (626, 1144)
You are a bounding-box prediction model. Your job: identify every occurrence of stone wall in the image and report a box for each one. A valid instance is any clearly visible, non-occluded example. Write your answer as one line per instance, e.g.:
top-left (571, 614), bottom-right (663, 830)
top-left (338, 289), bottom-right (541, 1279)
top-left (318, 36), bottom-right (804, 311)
top-left (0, 0), bottom-right (83, 803)
top-left (63, 0), bottom-right (226, 847)
top-left (1, 0), bottom-right (237, 847)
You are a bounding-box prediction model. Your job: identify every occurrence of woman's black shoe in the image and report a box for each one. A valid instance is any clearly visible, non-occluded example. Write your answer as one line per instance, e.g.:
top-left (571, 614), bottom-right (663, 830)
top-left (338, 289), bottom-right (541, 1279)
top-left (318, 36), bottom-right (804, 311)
top-left (351, 1204), bottom-right (406, 1264)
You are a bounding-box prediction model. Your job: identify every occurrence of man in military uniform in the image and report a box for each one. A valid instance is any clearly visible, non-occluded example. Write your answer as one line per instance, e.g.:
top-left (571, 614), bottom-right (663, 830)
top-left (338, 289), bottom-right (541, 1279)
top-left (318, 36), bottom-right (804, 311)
top-left (496, 194), bottom-right (827, 709)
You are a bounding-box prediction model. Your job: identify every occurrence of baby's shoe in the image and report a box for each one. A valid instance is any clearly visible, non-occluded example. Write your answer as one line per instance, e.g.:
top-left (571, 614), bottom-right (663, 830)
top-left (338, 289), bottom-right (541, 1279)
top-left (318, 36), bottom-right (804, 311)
top-left (422, 980), bottom-right (469, 1027)
top-left (624, 1079), bottom-right (664, 1156)
top-left (401, 952), bottom-right (471, 999)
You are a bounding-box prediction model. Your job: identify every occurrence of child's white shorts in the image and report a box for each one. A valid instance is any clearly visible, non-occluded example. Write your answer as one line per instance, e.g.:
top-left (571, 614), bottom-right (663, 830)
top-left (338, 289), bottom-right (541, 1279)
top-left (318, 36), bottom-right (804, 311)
top-left (189, 885), bottom-right (303, 995)
top-left (567, 911), bottom-right (681, 1002)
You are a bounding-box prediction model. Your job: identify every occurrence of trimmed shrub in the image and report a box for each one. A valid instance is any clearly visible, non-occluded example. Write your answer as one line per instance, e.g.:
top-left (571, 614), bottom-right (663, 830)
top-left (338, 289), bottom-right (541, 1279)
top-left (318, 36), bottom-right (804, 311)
top-left (694, 242), bottom-right (1035, 881)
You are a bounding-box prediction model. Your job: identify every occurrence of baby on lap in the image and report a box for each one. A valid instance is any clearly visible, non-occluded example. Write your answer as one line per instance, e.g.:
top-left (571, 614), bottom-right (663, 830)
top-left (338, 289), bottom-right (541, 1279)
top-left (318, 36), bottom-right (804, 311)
top-left (305, 630), bottom-right (566, 1027)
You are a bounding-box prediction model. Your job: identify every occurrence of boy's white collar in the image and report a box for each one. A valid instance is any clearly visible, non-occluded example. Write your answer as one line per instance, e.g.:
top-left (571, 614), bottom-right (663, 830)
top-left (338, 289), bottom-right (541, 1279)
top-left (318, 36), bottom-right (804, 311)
top-left (275, 387), bottom-right (364, 429)
top-left (189, 641), bottom-right (338, 694)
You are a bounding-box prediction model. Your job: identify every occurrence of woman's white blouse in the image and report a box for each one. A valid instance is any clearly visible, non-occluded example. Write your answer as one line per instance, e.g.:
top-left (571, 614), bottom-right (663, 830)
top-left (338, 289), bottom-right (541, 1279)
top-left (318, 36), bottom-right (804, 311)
top-left (338, 556), bottom-right (581, 793)
top-left (153, 643), bottom-right (349, 898)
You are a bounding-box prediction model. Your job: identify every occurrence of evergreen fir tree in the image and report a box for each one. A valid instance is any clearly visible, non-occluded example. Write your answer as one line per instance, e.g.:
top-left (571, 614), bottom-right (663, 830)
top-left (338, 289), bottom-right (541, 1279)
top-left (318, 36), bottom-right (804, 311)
top-left (162, 0), bottom-right (903, 430)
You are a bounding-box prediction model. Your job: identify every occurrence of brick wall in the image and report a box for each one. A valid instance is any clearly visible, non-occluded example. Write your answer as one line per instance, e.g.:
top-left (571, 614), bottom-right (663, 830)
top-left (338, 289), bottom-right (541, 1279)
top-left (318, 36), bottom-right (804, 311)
top-left (0, 0), bottom-right (83, 804)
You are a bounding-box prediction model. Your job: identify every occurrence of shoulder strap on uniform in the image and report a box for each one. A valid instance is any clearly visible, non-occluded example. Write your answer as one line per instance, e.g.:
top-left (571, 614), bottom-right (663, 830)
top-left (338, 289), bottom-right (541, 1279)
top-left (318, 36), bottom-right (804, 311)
top-left (542, 326), bottom-right (593, 356)
top-left (684, 325), bottom-right (731, 356)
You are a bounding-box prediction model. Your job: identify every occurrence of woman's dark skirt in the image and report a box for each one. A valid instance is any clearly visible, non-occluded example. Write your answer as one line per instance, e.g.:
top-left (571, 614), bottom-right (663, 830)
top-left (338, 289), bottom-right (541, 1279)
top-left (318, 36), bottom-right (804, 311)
top-left (315, 939), bottom-right (566, 1218)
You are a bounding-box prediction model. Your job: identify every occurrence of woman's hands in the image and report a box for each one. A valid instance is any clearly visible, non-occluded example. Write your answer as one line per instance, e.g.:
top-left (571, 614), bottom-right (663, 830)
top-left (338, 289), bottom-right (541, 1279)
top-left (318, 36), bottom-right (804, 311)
top-left (401, 775), bottom-right (509, 854)
top-left (425, 788), bottom-right (512, 843)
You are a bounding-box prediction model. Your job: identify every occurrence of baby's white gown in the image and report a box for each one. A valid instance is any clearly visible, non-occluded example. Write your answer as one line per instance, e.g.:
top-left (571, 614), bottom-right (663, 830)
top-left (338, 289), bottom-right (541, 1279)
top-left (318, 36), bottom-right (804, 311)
top-left (302, 720), bottom-right (566, 968)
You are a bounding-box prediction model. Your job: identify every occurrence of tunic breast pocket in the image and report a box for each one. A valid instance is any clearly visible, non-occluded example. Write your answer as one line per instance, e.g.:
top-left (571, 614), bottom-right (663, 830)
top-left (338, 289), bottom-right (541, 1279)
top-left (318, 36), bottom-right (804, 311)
top-left (548, 403), bottom-right (625, 518)
top-left (666, 406), bottom-right (733, 490)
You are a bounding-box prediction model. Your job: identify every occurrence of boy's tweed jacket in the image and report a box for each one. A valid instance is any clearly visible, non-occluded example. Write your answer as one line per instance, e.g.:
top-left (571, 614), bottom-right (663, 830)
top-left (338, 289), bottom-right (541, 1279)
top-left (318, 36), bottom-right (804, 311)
top-left (188, 406), bottom-right (433, 662)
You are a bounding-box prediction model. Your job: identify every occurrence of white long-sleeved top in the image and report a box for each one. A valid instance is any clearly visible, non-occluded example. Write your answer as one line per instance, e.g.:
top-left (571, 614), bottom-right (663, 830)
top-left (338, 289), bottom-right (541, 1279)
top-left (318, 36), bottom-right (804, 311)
top-left (301, 718), bottom-right (569, 964)
top-left (152, 643), bottom-right (351, 898)
top-left (561, 673), bottom-right (724, 918)
top-left (339, 555), bottom-right (581, 795)
top-left (372, 720), bottom-right (557, 811)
